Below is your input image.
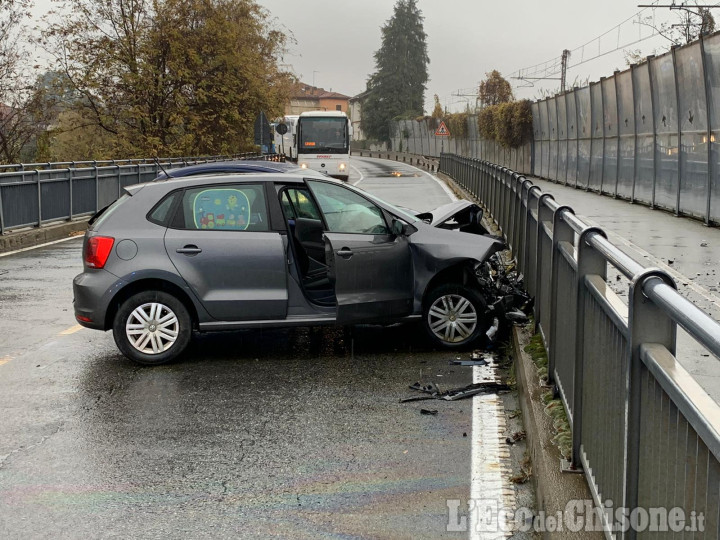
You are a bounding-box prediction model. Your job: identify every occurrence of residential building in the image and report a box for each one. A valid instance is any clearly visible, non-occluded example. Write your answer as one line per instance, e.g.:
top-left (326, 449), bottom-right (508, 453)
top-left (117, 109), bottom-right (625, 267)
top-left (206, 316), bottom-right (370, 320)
top-left (285, 83), bottom-right (350, 115)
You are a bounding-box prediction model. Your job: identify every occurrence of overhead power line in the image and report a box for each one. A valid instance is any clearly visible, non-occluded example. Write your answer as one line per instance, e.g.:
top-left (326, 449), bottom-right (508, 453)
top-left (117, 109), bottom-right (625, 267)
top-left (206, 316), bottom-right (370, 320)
top-left (511, 0), bottom-right (667, 87)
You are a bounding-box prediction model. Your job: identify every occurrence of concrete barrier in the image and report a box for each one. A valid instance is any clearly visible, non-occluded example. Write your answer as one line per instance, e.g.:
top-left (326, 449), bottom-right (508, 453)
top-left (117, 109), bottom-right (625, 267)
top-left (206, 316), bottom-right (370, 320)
top-left (0, 219), bottom-right (88, 254)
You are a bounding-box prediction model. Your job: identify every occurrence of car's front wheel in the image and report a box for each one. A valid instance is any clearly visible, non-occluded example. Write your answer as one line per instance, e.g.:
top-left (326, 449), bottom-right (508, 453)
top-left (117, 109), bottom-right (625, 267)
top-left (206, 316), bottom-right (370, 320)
top-left (113, 291), bottom-right (192, 365)
top-left (423, 284), bottom-right (488, 348)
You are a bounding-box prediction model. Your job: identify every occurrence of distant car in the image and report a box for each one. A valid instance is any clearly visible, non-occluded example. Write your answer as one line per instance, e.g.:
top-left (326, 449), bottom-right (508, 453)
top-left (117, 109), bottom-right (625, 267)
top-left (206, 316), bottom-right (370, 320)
top-left (153, 160), bottom-right (328, 180)
top-left (73, 173), bottom-right (505, 365)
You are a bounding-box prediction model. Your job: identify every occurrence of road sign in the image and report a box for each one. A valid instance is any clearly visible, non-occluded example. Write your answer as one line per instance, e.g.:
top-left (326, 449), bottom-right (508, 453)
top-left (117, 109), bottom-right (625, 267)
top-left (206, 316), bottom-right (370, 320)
top-left (435, 121), bottom-right (450, 137)
top-left (254, 111), bottom-right (272, 147)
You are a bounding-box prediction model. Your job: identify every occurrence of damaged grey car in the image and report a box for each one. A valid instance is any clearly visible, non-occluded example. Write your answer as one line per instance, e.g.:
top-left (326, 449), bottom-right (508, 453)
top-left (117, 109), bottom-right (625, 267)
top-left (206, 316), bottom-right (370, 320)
top-left (73, 173), bottom-right (506, 365)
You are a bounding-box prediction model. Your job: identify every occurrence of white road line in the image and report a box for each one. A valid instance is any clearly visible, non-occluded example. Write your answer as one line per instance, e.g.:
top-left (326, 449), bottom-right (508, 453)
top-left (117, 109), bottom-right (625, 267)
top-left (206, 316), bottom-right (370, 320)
top-left (0, 234), bottom-right (82, 258)
top-left (470, 364), bottom-right (513, 539)
top-left (350, 162), bottom-right (365, 186)
top-left (427, 171), bottom-right (459, 202)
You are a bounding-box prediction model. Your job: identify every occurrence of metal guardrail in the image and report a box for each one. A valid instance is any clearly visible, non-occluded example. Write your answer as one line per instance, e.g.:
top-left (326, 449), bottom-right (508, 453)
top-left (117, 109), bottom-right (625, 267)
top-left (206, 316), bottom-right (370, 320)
top-left (440, 153), bottom-right (720, 539)
top-left (0, 153), bottom-right (268, 234)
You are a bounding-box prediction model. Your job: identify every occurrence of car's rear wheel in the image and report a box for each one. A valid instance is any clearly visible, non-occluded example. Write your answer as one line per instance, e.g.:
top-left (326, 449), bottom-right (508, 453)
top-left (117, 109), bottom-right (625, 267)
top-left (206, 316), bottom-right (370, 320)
top-left (113, 291), bottom-right (191, 365)
top-left (423, 284), bottom-right (488, 348)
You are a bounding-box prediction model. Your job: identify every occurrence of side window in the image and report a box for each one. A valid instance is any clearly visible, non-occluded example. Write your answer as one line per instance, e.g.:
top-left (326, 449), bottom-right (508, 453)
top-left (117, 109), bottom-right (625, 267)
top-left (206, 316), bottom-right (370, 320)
top-left (280, 191), bottom-right (297, 219)
top-left (282, 188), bottom-right (321, 220)
top-left (147, 192), bottom-right (179, 225)
top-left (174, 184), bottom-right (269, 231)
top-left (307, 181), bottom-right (389, 235)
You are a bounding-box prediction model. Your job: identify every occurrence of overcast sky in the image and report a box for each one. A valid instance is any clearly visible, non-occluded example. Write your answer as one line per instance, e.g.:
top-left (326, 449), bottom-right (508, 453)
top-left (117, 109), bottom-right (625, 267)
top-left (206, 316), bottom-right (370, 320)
top-left (30, 0), bottom-right (680, 112)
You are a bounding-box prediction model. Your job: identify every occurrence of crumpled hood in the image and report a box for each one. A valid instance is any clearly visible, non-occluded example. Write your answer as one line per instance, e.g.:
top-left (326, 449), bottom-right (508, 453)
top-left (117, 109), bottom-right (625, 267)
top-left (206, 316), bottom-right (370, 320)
top-left (424, 200), bottom-right (478, 226)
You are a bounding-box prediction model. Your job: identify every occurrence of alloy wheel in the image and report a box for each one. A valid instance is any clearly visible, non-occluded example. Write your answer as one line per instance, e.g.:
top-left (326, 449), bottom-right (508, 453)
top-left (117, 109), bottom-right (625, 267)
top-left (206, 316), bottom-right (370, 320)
top-left (426, 294), bottom-right (478, 344)
top-left (125, 302), bottom-right (179, 355)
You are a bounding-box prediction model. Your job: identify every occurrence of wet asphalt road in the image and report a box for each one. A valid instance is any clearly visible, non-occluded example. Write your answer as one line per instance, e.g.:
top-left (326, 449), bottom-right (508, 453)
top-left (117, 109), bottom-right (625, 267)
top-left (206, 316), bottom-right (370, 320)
top-left (0, 160), bottom-right (479, 539)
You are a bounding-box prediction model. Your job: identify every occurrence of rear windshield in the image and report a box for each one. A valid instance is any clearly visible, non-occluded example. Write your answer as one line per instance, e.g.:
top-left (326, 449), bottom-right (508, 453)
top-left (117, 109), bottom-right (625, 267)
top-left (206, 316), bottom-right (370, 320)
top-left (89, 194), bottom-right (130, 230)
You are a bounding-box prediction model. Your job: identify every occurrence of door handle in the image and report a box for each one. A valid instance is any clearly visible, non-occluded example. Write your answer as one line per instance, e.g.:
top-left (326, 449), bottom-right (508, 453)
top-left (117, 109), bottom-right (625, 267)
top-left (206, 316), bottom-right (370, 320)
top-left (336, 247), bottom-right (353, 259)
top-left (176, 245), bottom-right (202, 255)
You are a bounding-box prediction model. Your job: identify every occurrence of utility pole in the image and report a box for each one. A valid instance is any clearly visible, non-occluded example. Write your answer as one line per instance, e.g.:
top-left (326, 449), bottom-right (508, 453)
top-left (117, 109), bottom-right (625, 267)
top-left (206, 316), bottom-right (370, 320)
top-left (560, 49), bottom-right (571, 92)
top-left (312, 71), bottom-right (320, 94)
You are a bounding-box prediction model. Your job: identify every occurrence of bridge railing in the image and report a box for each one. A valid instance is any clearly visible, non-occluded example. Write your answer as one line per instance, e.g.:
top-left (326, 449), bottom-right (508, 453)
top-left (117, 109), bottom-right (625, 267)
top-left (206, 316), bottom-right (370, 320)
top-left (0, 153), bottom-right (267, 234)
top-left (441, 153), bottom-right (720, 539)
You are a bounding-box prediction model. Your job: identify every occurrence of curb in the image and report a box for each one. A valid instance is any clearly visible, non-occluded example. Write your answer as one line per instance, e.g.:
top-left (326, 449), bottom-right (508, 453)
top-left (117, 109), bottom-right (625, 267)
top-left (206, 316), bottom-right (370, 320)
top-left (512, 326), bottom-right (603, 539)
top-left (438, 166), bottom-right (603, 538)
top-left (0, 219), bottom-right (89, 254)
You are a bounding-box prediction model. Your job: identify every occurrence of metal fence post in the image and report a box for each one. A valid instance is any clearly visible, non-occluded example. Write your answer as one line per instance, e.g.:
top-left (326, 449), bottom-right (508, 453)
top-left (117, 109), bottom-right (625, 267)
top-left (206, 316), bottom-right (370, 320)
top-left (0, 186), bottom-right (5, 235)
top-left (548, 205), bottom-right (575, 384)
top-left (571, 226), bottom-right (608, 468)
top-left (94, 163), bottom-right (99, 212)
top-left (68, 168), bottom-right (73, 220)
top-left (533, 193), bottom-right (555, 335)
top-left (36, 169), bottom-right (42, 227)
top-left (624, 268), bottom-right (677, 540)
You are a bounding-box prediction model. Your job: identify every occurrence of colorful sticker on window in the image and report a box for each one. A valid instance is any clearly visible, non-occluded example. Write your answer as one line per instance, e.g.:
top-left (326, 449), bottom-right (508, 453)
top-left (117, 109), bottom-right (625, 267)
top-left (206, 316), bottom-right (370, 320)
top-left (304, 141), bottom-right (316, 146)
top-left (192, 188), bottom-right (251, 230)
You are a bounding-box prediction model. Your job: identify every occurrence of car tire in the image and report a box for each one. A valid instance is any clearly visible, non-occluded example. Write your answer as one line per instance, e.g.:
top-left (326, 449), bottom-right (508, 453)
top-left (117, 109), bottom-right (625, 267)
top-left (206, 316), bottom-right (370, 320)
top-left (423, 284), bottom-right (488, 348)
top-left (113, 290), bottom-right (192, 365)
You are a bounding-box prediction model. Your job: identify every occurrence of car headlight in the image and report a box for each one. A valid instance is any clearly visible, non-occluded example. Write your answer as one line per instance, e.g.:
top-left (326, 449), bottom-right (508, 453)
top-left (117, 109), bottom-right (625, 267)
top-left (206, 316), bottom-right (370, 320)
top-left (339, 163), bottom-right (346, 171)
top-left (300, 163), bottom-right (308, 169)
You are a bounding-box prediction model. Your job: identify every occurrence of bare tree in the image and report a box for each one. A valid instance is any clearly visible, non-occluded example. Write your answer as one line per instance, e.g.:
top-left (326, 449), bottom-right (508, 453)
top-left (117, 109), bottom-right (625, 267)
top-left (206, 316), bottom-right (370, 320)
top-left (0, 0), bottom-right (45, 163)
top-left (637, 2), bottom-right (716, 47)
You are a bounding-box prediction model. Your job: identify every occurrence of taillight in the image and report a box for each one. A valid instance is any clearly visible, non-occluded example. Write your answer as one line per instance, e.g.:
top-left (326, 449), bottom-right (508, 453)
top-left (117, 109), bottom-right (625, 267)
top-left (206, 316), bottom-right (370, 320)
top-left (84, 236), bottom-right (115, 269)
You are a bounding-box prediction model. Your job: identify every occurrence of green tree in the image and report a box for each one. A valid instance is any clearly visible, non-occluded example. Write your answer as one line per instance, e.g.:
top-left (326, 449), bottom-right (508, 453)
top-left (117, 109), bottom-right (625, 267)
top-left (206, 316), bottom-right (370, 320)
top-left (362, 0), bottom-right (428, 143)
top-left (478, 70), bottom-right (513, 108)
top-left (42, 0), bottom-right (293, 158)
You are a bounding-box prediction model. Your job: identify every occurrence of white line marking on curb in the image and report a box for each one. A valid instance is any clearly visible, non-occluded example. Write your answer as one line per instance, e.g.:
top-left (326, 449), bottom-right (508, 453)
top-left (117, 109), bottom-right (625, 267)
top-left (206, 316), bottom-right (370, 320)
top-left (470, 364), bottom-right (513, 539)
top-left (0, 234), bottom-right (82, 258)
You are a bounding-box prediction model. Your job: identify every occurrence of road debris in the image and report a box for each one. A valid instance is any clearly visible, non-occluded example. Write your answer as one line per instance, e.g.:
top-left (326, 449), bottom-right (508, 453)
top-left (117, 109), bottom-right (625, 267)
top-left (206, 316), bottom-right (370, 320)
top-left (400, 381), bottom-right (509, 403)
top-left (450, 359), bottom-right (489, 366)
top-left (420, 409), bottom-right (438, 415)
top-left (409, 381), bottom-right (440, 394)
top-left (505, 430), bottom-right (527, 445)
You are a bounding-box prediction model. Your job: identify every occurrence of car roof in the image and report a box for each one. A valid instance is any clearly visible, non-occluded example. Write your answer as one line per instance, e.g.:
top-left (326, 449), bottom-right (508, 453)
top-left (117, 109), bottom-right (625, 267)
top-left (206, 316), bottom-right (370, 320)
top-left (153, 160), bottom-right (299, 180)
top-left (126, 171), bottom-right (340, 196)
